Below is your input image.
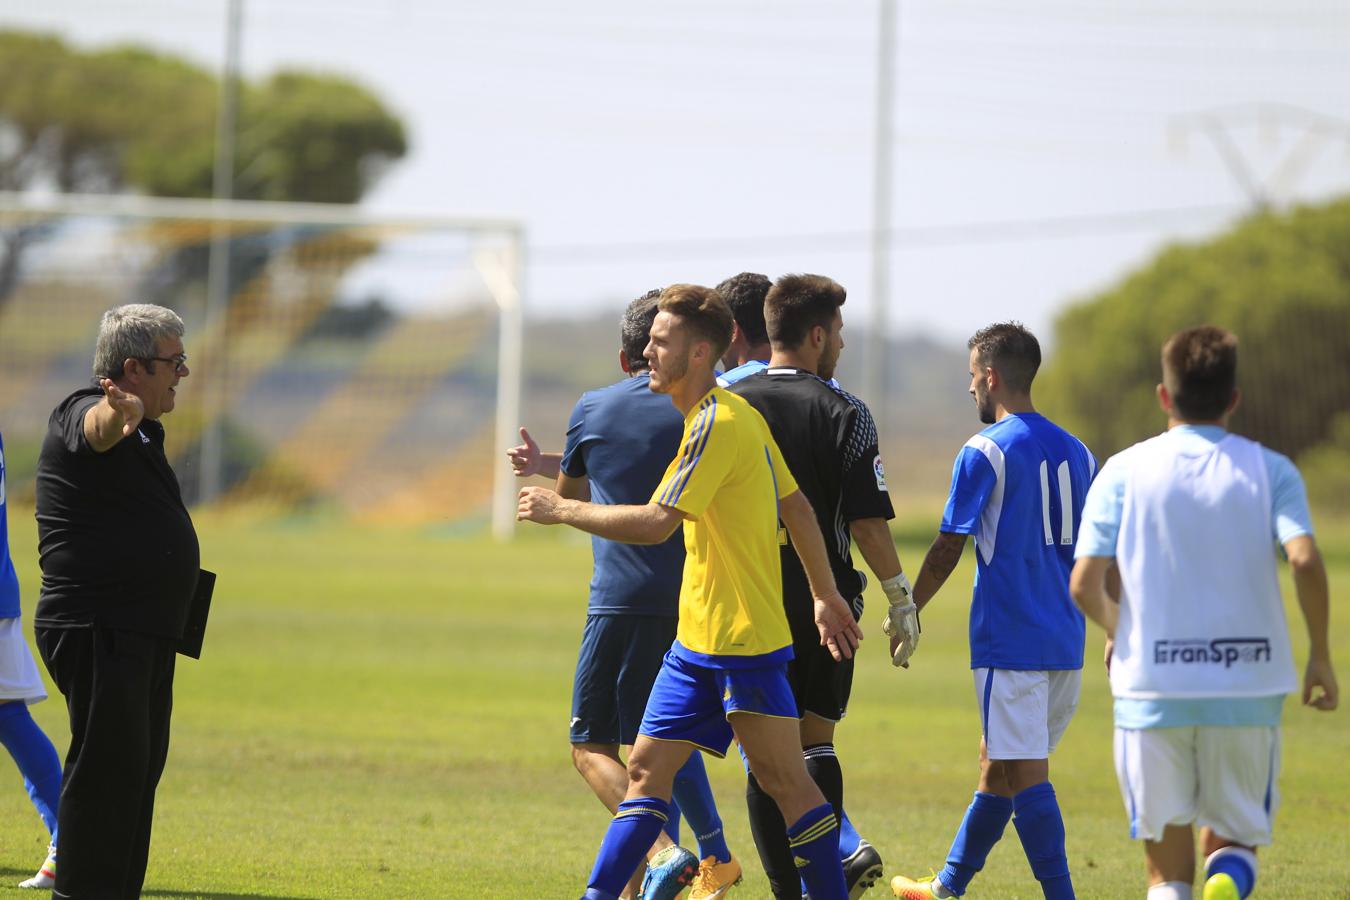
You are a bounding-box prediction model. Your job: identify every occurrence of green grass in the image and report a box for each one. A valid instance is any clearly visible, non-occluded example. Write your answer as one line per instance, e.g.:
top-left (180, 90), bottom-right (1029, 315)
top-left (1, 512), bottom-right (1347, 898)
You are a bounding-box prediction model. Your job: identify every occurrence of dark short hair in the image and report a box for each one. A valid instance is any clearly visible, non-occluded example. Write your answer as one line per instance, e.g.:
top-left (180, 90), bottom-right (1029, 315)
top-left (657, 284), bottom-right (734, 360)
top-left (715, 272), bottom-right (771, 347)
top-left (620, 288), bottom-right (663, 369)
top-left (968, 322), bottom-right (1041, 393)
top-left (1161, 326), bottom-right (1238, 420)
top-left (765, 274), bottom-right (845, 349)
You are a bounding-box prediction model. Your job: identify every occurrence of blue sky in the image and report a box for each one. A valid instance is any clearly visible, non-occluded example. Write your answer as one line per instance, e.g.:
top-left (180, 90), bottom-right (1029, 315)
top-left (6, 0), bottom-right (1350, 345)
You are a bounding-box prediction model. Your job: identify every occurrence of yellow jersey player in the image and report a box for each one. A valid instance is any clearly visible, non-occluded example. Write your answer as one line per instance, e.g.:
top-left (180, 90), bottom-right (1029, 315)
top-left (519, 284), bottom-right (863, 900)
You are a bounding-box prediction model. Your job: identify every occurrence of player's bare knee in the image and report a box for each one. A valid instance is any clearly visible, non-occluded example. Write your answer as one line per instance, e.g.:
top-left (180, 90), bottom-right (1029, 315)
top-left (624, 750), bottom-right (666, 795)
top-left (798, 713), bottom-right (835, 748)
top-left (570, 743), bottom-right (595, 774)
top-left (1005, 757), bottom-right (1050, 794)
top-left (571, 742), bottom-right (617, 775)
top-left (978, 757), bottom-right (1012, 796)
top-left (746, 758), bottom-right (810, 803)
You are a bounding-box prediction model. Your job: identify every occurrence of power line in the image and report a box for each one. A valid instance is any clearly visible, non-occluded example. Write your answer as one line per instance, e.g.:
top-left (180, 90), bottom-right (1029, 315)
top-left (528, 202), bottom-right (1242, 266)
top-left (1169, 103), bottom-right (1350, 210)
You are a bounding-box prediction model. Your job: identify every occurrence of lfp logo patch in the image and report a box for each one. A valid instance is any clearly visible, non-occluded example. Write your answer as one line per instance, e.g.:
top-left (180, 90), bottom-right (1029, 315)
top-left (873, 454), bottom-right (888, 492)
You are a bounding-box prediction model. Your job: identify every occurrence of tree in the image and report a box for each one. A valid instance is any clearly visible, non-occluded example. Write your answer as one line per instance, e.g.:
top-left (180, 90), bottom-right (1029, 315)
top-left (1039, 197), bottom-right (1350, 463)
top-left (0, 29), bottom-right (408, 295)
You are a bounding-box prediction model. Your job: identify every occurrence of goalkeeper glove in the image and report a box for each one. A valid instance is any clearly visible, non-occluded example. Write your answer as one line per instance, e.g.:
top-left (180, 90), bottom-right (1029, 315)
top-left (880, 572), bottom-right (920, 668)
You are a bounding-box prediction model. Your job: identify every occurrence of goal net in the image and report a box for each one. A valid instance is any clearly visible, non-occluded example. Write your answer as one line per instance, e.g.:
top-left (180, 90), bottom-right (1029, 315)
top-left (0, 192), bottom-right (523, 538)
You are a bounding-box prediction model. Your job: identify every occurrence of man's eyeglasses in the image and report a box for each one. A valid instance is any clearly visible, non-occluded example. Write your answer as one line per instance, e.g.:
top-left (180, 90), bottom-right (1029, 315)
top-left (139, 354), bottom-right (188, 373)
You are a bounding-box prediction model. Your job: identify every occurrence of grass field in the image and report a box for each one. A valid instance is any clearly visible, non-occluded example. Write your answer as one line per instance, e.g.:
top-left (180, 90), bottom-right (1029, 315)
top-left (0, 511), bottom-right (1347, 898)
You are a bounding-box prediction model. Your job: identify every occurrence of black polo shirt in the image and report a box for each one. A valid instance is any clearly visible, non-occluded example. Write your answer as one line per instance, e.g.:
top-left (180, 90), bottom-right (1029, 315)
top-left (729, 368), bottom-right (894, 616)
top-left (34, 387), bottom-right (200, 639)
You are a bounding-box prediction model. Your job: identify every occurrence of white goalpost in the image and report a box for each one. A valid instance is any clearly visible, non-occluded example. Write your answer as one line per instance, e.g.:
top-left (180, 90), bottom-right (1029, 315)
top-left (0, 190), bottom-right (526, 541)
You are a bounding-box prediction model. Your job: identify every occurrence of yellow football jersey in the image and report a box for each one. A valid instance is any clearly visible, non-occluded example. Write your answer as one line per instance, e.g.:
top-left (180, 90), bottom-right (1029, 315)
top-left (651, 387), bottom-right (797, 664)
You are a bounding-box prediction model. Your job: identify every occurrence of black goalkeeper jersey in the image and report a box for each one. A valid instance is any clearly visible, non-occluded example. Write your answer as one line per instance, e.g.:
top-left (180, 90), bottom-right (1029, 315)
top-left (729, 367), bottom-right (894, 617)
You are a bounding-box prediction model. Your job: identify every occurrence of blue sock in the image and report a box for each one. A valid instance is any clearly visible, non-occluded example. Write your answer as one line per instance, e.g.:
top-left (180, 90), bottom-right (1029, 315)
top-left (838, 810), bottom-right (862, 859)
top-left (664, 795), bottom-right (682, 844)
top-left (1011, 782), bottom-right (1073, 900)
top-left (672, 751), bottom-right (730, 863)
top-left (1206, 847), bottom-right (1257, 898)
top-left (788, 802), bottom-right (847, 900)
top-left (799, 811), bottom-right (863, 898)
top-left (938, 791), bottom-right (1013, 896)
top-left (0, 701), bottom-right (61, 842)
top-left (586, 797), bottom-right (671, 897)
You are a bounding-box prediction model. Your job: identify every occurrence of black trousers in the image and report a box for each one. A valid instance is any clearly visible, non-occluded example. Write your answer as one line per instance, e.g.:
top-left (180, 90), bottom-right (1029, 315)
top-left (35, 626), bottom-right (177, 900)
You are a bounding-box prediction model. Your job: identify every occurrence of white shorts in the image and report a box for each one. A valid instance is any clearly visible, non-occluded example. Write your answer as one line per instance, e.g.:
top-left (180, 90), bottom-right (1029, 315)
top-left (0, 617), bottom-right (48, 705)
top-left (974, 668), bottom-right (1081, 760)
top-left (1114, 725), bottom-right (1280, 846)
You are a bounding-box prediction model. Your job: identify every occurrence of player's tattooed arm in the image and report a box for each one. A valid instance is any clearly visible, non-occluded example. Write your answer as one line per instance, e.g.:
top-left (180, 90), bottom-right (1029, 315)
top-left (912, 531), bottom-right (968, 611)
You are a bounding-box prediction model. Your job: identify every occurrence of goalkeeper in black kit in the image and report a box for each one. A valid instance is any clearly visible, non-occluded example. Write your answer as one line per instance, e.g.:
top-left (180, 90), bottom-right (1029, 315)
top-left (728, 273), bottom-right (919, 899)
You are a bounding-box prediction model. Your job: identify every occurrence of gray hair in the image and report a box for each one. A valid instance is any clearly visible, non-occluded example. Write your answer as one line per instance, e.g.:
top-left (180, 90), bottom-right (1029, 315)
top-left (93, 304), bottom-right (186, 379)
top-left (620, 288), bottom-right (663, 368)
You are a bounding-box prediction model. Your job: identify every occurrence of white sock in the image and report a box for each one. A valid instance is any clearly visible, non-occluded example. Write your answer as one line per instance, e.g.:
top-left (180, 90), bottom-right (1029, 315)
top-left (930, 878), bottom-right (955, 899)
top-left (1146, 881), bottom-right (1192, 899)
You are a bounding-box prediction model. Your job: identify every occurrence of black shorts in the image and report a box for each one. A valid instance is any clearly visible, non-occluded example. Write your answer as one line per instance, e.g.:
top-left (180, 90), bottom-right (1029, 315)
top-left (569, 614), bottom-right (677, 746)
top-left (785, 594), bottom-right (862, 722)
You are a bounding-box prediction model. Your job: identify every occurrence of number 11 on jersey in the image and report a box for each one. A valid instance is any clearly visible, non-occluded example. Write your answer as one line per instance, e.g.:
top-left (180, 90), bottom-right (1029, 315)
top-left (1039, 459), bottom-right (1073, 546)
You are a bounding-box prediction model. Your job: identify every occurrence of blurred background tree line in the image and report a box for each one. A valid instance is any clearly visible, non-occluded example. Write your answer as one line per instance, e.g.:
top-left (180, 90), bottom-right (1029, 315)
top-left (1, 26), bottom-right (1346, 516)
top-left (0, 29), bottom-right (406, 199)
top-left (0, 28), bottom-right (407, 298)
top-left (1041, 197), bottom-right (1350, 511)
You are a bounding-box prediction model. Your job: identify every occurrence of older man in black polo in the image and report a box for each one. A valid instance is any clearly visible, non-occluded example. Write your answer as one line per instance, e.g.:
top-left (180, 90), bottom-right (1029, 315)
top-left (34, 303), bottom-right (200, 899)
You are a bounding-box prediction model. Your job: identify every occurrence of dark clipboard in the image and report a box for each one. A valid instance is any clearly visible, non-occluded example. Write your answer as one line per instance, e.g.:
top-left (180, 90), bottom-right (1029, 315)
top-left (177, 569), bottom-right (216, 659)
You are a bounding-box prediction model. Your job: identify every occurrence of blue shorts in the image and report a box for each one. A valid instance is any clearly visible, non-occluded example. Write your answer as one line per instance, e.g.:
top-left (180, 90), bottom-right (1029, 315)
top-left (570, 614), bottom-right (677, 746)
top-left (638, 649), bottom-right (798, 757)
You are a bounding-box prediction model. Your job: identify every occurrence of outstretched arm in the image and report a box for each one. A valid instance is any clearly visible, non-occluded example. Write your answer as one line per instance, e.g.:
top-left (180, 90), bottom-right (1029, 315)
top-left (1285, 534), bottom-right (1338, 711)
top-left (83, 379), bottom-right (144, 453)
top-left (780, 490), bottom-right (865, 661)
top-left (517, 486), bottom-right (682, 545)
top-left (912, 531), bottom-right (968, 611)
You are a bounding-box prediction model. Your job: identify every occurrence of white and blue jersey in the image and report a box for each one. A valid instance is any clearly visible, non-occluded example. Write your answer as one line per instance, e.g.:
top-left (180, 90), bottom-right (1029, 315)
top-left (941, 413), bottom-right (1096, 671)
top-left (1076, 425), bottom-right (1313, 729)
top-left (0, 431), bottom-right (20, 619)
top-left (716, 359), bottom-right (767, 387)
top-left (561, 373), bottom-right (684, 617)
top-left (718, 360), bottom-right (841, 391)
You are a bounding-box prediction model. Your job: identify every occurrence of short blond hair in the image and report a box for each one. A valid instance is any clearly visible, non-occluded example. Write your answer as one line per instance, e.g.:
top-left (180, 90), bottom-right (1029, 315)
top-left (657, 284), bottom-right (734, 360)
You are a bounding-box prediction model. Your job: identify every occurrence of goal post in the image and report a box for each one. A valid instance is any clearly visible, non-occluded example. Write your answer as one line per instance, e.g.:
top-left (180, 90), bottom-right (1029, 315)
top-left (0, 191), bottom-right (526, 540)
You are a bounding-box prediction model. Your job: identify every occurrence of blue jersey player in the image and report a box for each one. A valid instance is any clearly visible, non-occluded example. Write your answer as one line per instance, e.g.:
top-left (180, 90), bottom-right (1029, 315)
top-left (892, 323), bottom-right (1094, 900)
top-left (714, 272), bottom-right (773, 388)
top-left (0, 430), bottom-right (63, 890)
